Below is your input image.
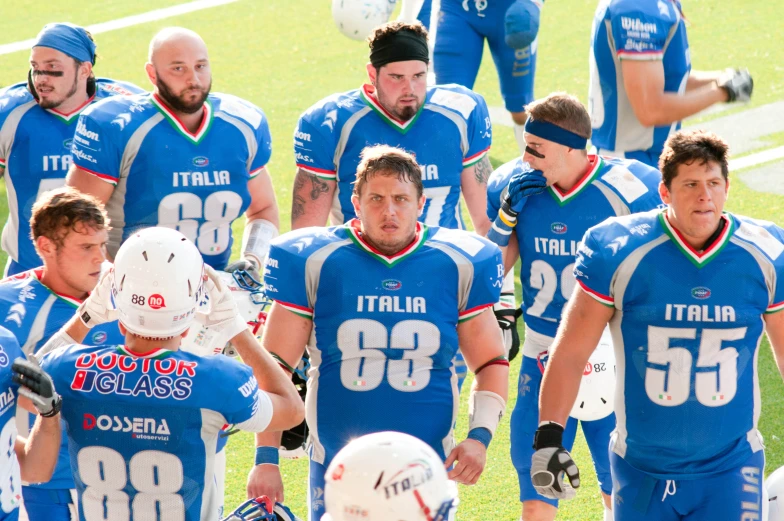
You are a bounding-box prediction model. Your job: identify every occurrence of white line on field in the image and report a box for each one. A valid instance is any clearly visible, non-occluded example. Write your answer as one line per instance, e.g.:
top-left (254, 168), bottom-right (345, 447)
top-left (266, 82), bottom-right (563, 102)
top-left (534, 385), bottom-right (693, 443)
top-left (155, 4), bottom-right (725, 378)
top-left (730, 146), bottom-right (784, 172)
top-left (0, 0), bottom-right (238, 56)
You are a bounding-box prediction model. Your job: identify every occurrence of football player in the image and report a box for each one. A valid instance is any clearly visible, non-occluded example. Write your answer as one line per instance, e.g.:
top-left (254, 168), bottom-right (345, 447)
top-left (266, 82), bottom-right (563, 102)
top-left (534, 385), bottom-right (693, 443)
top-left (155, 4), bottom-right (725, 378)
top-left (34, 227), bottom-right (304, 521)
top-left (255, 145), bottom-right (508, 520)
top-left (532, 130), bottom-right (784, 520)
top-left (66, 27), bottom-right (279, 278)
top-left (0, 22), bottom-right (142, 276)
top-left (589, 0), bottom-right (753, 167)
top-left (485, 92), bottom-right (662, 521)
top-left (0, 188), bottom-right (123, 521)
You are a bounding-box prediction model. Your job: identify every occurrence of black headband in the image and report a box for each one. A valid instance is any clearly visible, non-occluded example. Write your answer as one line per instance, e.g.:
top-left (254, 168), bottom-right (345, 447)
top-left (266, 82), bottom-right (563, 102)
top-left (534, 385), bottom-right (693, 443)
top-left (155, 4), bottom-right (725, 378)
top-left (370, 30), bottom-right (429, 69)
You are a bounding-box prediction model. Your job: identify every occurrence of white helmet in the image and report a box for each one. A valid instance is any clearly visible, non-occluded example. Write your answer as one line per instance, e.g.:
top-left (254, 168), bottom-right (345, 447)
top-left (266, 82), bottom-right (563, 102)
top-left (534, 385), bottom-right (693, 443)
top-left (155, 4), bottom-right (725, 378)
top-left (112, 227), bottom-right (205, 338)
top-left (569, 328), bottom-right (616, 421)
top-left (767, 466), bottom-right (784, 520)
top-left (181, 269), bottom-right (270, 357)
top-left (332, 0), bottom-right (397, 42)
top-left (324, 431), bottom-right (456, 521)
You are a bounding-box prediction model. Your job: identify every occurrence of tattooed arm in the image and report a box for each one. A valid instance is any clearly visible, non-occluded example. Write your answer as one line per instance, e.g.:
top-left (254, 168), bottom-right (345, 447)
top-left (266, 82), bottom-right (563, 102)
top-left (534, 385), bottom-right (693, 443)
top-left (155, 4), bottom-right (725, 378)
top-left (290, 168), bottom-right (336, 230)
top-left (460, 155), bottom-right (493, 235)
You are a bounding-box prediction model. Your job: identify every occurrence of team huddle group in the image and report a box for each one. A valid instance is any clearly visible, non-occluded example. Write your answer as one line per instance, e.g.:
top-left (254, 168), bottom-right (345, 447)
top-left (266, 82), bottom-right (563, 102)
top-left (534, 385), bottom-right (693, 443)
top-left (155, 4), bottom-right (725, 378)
top-left (0, 0), bottom-right (778, 520)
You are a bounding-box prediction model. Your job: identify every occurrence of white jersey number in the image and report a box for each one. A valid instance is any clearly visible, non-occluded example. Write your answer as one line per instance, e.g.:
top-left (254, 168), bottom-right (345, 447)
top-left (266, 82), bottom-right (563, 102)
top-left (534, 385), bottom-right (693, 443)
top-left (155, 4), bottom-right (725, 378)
top-left (78, 447), bottom-right (185, 521)
top-left (0, 418), bottom-right (21, 513)
top-left (527, 261), bottom-right (575, 318)
top-left (645, 326), bottom-right (744, 407)
top-left (158, 191), bottom-right (243, 256)
top-left (422, 187), bottom-right (452, 227)
top-left (337, 319), bottom-right (440, 392)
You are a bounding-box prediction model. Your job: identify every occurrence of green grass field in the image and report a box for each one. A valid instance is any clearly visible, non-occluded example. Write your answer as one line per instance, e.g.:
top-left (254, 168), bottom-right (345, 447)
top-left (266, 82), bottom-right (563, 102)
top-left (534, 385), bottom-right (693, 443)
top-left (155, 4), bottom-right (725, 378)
top-left (1, 1), bottom-right (783, 519)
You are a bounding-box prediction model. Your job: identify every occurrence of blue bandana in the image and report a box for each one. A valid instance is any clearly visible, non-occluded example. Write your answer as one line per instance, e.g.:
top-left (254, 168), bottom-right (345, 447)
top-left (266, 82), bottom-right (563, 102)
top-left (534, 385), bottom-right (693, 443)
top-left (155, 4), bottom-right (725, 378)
top-left (33, 23), bottom-right (96, 64)
top-left (524, 116), bottom-right (588, 150)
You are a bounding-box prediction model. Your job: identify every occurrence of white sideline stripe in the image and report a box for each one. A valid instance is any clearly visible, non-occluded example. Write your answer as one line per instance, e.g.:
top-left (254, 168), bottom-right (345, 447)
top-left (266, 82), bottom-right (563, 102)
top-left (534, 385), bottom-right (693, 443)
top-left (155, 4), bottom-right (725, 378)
top-left (0, 0), bottom-right (238, 56)
top-left (730, 146), bottom-right (784, 172)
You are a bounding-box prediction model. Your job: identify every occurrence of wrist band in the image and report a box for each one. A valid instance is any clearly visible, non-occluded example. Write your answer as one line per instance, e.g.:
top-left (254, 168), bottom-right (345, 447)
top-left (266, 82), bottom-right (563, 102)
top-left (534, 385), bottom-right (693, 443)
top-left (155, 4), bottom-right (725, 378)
top-left (255, 446), bottom-right (280, 466)
top-left (467, 427), bottom-right (493, 449)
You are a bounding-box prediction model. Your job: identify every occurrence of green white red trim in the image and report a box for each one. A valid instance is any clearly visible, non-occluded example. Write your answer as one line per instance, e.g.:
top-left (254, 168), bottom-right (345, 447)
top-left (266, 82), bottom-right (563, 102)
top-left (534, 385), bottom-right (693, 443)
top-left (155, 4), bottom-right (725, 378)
top-left (766, 301), bottom-right (784, 314)
top-left (458, 303), bottom-right (493, 323)
top-left (79, 166), bottom-right (118, 186)
top-left (116, 346), bottom-right (171, 359)
top-left (346, 219), bottom-right (428, 267)
top-left (463, 147), bottom-right (490, 167)
top-left (151, 93), bottom-right (214, 145)
top-left (32, 268), bottom-right (82, 308)
top-left (249, 166), bottom-right (265, 179)
top-left (548, 155), bottom-right (603, 206)
top-left (360, 84), bottom-right (423, 134)
top-left (658, 211), bottom-right (734, 268)
top-left (45, 95), bottom-right (95, 124)
top-left (297, 164), bottom-right (337, 180)
top-left (578, 280), bottom-right (614, 307)
top-left (0, 158), bottom-right (5, 168)
top-left (277, 300), bottom-right (313, 319)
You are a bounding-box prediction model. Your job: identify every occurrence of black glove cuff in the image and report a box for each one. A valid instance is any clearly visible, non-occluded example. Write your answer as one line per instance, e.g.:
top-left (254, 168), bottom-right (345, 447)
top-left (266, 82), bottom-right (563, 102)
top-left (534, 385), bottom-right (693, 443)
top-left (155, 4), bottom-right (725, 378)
top-left (719, 84), bottom-right (736, 103)
top-left (500, 199), bottom-right (518, 220)
top-left (40, 396), bottom-right (62, 418)
top-left (494, 308), bottom-right (518, 324)
top-left (533, 422), bottom-right (564, 450)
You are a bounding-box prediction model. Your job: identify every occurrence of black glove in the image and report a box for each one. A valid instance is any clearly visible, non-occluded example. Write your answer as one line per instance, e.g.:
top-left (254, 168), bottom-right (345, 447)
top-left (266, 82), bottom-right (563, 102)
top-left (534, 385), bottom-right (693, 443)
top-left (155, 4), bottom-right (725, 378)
top-left (12, 358), bottom-right (62, 417)
top-left (531, 422), bottom-right (580, 500)
top-left (494, 307), bottom-right (522, 361)
top-left (719, 68), bottom-right (753, 103)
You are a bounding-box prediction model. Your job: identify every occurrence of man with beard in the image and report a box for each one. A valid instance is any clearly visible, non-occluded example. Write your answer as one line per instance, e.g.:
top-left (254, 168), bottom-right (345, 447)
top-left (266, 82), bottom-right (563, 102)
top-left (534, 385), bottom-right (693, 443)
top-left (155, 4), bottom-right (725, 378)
top-left (0, 23), bottom-right (142, 276)
top-left (67, 27), bottom-right (280, 278)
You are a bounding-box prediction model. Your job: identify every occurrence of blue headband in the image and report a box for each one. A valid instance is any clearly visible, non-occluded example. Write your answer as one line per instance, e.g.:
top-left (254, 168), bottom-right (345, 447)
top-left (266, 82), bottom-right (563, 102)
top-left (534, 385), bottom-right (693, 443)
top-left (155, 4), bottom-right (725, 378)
top-left (524, 117), bottom-right (588, 150)
top-left (33, 23), bottom-right (96, 64)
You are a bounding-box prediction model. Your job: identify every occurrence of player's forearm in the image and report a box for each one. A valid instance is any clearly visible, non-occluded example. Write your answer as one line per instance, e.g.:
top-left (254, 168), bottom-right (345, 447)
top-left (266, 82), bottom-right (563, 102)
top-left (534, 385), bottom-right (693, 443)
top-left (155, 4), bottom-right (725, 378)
top-left (473, 363), bottom-right (509, 402)
top-left (245, 169), bottom-right (281, 228)
top-left (17, 416), bottom-right (60, 483)
top-left (635, 86), bottom-right (727, 127)
top-left (764, 311), bottom-right (784, 381)
top-left (255, 430), bottom-right (284, 448)
top-left (462, 159), bottom-right (493, 235)
top-left (686, 70), bottom-right (723, 91)
top-left (37, 317), bottom-right (90, 357)
top-left (290, 169), bottom-right (334, 229)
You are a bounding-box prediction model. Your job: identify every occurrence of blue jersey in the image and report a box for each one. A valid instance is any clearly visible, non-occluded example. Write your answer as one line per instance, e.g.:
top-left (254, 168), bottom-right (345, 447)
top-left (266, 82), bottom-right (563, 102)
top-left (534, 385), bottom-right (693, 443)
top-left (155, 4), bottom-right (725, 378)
top-left (264, 221), bottom-right (502, 466)
top-left (70, 92), bottom-right (273, 269)
top-left (40, 344), bottom-right (267, 521)
top-left (487, 155), bottom-right (662, 337)
top-left (0, 79), bottom-right (142, 273)
top-left (0, 327), bottom-right (25, 520)
top-left (575, 209), bottom-right (784, 478)
top-left (0, 269), bottom-right (124, 491)
top-left (295, 84), bottom-right (491, 228)
top-left (589, 0), bottom-right (690, 160)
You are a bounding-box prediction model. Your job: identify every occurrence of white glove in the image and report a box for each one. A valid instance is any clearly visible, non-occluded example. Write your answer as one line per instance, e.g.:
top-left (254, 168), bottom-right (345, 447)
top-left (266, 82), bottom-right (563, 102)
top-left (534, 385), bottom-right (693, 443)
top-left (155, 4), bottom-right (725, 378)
top-left (77, 269), bottom-right (117, 329)
top-left (199, 265), bottom-right (248, 341)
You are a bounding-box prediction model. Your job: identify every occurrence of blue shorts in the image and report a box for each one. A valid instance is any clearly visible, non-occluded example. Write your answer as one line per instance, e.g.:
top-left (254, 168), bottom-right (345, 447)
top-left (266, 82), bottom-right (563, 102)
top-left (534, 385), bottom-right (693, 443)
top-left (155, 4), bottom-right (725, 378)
top-left (308, 459), bottom-right (327, 521)
top-left (433, 0), bottom-right (537, 113)
top-left (510, 355), bottom-right (614, 506)
top-left (610, 450), bottom-right (765, 520)
top-left (21, 487), bottom-right (74, 521)
top-left (417, 0), bottom-right (433, 29)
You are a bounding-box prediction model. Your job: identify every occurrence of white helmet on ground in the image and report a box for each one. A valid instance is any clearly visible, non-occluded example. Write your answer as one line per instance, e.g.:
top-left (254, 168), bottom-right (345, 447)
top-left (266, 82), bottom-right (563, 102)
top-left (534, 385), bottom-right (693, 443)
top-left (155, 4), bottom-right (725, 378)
top-left (112, 227), bottom-right (205, 338)
top-left (569, 327), bottom-right (616, 421)
top-left (324, 431), bottom-right (456, 521)
top-left (767, 466), bottom-right (784, 520)
top-left (181, 269), bottom-right (270, 356)
top-left (332, 0), bottom-right (397, 41)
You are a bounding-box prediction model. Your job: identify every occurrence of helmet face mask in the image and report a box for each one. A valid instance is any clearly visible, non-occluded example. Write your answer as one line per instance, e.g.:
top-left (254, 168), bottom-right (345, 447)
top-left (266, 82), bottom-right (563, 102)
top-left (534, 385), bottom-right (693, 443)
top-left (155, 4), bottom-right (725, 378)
top-left (112, 228), bottom-right (206, 339)
top-left (324, 432), bottom-right (456, 521)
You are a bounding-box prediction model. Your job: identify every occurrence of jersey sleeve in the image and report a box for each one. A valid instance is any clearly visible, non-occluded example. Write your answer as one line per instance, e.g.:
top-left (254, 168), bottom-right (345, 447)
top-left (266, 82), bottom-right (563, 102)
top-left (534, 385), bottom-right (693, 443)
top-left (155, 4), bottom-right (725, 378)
top-left (71, 102), bottom-right (123, 185)
top-left (734, 219), bottom-right (784, 314)
top-left (249, 112), bottom-right (273, 178)
top-left (217, 361), bottom-right (269, 427)
top-left (610, 6), bottom-right (673, 60)
top-left (294, 101), bottom-right (340, 181)
top-left (485, 159), bottom-right (521, 220)
top-left (460, 242), bottom-right (504, 322)
top-left (0, 327), bottom-right (24, 384)
top-left (463, 91), bottom-right (492, 168)
top-left (574, 226), bottom-right (618, 308)
top-left (264, 233), bottom-right (313, 319)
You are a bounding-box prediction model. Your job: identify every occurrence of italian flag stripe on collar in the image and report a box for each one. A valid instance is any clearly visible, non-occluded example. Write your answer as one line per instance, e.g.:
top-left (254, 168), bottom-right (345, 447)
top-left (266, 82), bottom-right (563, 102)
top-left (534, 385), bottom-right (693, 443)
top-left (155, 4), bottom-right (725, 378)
top-left (578, 280), bottom-right (614, 307)
top-left (31, 269), bottom-right (82, 308)
top-left (548, 155), bottom-right (603, 206)
top-left (346, 219), bottom-right (428, 267)
top-left (359, 84), bottom-right (423, 134)
top-left (0, 159), bottom-right (5, 167)
top-left (151, 93), bottom-right (214, 145)
top-left (116, 346), bottom-right (171, 359)
top-left (45, 94), bottom-right (95, 124)
top-left (277, 300), bottom-right (313, 319)
top-left (767, 301), bottom-right (784, 314)
top-left (658, 211), bottom-right (734, 268)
